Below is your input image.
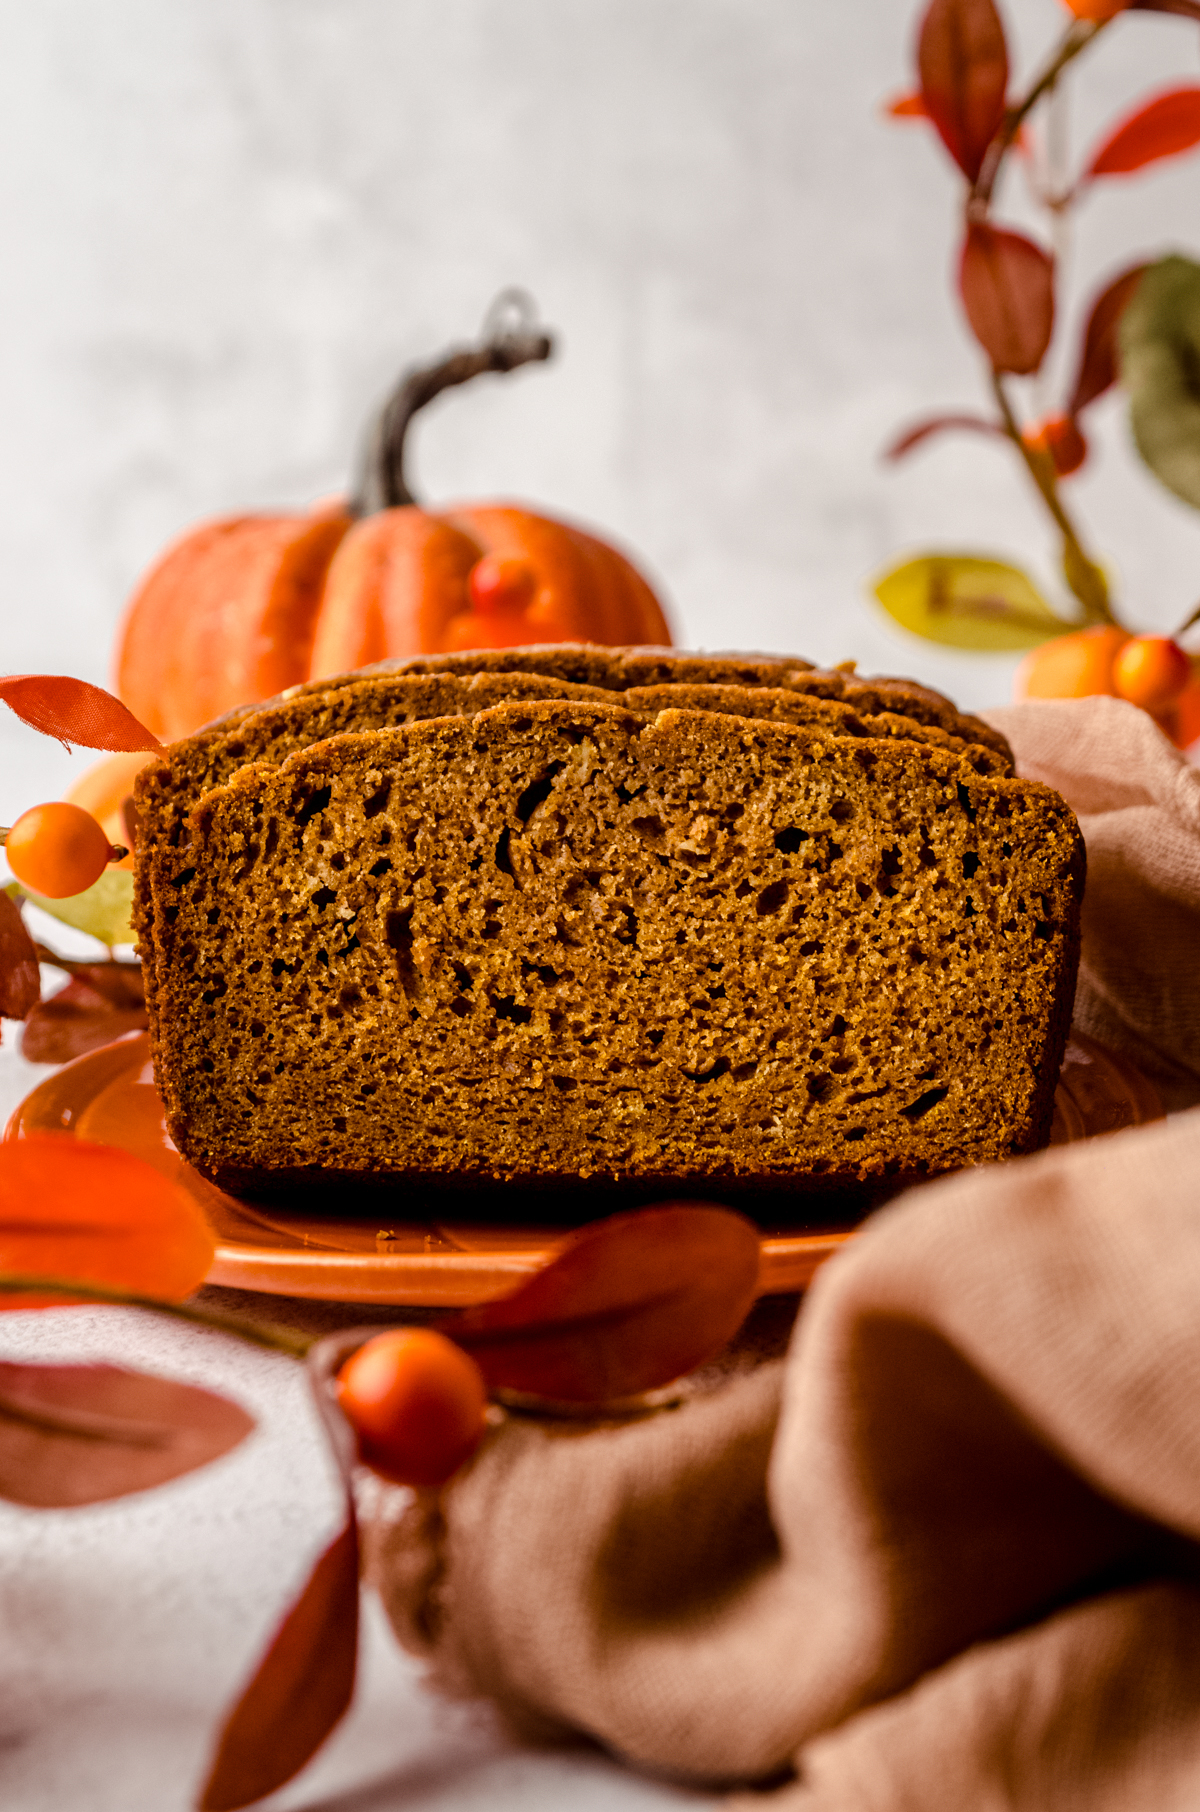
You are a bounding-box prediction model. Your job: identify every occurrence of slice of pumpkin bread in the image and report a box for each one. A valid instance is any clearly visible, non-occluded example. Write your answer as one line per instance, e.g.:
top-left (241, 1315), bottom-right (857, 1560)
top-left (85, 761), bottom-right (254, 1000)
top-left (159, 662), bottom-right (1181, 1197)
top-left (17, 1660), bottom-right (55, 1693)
top-left (619, 685), bottom-right (1011, 777)
top-left (144, 698), bottom-right (1082, 1199)
top-left (274, 644), bottom-right (1011, 763)
top-left (132, 669), bottom-right (613, 1007)
top-left (132, 663), bottom-right (1012, 1014)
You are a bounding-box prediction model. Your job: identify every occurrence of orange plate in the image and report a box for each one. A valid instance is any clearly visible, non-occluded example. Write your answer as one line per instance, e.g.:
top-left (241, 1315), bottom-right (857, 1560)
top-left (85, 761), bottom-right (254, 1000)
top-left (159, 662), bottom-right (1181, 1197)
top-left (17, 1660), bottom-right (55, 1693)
top-left (4, 1032), bottom-right (1163, 1307)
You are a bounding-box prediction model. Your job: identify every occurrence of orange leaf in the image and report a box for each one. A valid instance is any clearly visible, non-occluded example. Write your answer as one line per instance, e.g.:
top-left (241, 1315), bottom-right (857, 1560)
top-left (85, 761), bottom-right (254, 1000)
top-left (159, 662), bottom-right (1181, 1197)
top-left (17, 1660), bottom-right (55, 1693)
top-left (0, 1360), bottom-right (253, 1507)
top-left (918, 0), bottom-right (1008, 182)
top-left (0, 891), bottom-right (40, 1021)
top-left (959, 222), bottom-right (1055, 375)
top-left (442, 1203), bottom-right (762, 1403)
top-left (887, 90), bottom-right (930, 118)
top-left (0, 675), bottom-right (161, 753)
top-left (1068, 263), bottom-right (1149, 416)
top-left (1087, 85), bottom-right (1200, 178)
top-left (199, 1521), bottom-right (359, 1812)
top-left (0, 1137), bottom-right (214, 1308)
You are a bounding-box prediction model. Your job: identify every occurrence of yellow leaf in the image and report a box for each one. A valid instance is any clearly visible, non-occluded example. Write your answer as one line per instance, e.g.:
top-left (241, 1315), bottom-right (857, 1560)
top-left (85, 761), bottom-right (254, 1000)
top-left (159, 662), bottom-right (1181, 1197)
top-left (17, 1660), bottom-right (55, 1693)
top-left (11, 867), bottom-right (135, 947)
top-left (872, 553), bottom-right (1073, 651)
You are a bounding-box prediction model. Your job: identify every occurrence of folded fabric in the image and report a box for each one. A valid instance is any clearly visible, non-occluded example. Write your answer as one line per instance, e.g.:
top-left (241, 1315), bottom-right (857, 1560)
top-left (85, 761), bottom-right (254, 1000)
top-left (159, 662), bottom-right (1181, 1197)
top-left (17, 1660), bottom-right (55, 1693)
top-left (367, 1110), bottom-right (1200, 1808)
top-left (987, 697), bottom-right (1200, 1109)
top-left (365, 696), bottom-right (1200, 1808)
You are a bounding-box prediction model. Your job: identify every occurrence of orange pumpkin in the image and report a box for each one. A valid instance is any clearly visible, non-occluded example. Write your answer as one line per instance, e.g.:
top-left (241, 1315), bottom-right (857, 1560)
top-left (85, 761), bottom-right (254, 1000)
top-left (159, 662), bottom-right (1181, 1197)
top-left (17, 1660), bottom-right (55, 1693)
top-left (62, 750), bottom-right (156, 870)
top-left (115, 296), bottom-right (671, 742)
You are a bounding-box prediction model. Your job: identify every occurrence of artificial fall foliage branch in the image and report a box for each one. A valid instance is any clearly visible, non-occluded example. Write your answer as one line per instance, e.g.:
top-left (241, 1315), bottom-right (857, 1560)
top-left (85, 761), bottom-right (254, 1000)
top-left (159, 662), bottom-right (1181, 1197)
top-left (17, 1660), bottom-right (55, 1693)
top-left (0, 1149), bottom-right (763, 1810)
top-left (877, 0), bottom-right (1200, 650)
top-left (0, 673), bottom-right (158, 1025)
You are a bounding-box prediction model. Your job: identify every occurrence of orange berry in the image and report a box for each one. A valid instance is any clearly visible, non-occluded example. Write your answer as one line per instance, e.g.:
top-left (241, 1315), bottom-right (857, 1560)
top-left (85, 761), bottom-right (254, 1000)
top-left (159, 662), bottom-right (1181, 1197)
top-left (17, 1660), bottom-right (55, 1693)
top-left (468, 554), bottom-right (537, 615)
top-left (1014, 625), bottom-right (1129, 701)
top-left (337, 1328), bottom-right (488, 1488)
top-left (5, 801), bottom-right (112, 898)
top-left (1166, 671), bottom-right (1200, 751)
top-left (1112, 635), bottom-right (1191, 713)
top-left (1023, 413), bottom-right (1088, 478)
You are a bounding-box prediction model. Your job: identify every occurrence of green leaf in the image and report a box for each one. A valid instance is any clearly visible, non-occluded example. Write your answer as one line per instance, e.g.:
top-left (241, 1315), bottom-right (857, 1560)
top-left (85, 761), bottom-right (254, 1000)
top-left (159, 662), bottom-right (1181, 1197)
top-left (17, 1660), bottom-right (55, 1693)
top-left (872, 553), bottom-right (1072, 651)
top-left (1120, 253), bottom-right (1200, 511)
top-left (9, 868), bottom-right (135, 947)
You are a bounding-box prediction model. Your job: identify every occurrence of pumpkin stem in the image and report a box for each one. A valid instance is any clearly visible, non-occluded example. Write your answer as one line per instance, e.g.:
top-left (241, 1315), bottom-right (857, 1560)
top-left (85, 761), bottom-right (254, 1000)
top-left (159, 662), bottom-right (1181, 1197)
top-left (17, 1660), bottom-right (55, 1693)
top-left (354, 289), bottom-right (554, 514)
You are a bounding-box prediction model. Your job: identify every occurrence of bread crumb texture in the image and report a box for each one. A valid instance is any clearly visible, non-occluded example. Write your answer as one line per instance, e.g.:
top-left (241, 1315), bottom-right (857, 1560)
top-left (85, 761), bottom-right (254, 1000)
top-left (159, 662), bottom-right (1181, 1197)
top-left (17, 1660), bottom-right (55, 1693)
top-left (142, 690), bottom-right (1083, 1195)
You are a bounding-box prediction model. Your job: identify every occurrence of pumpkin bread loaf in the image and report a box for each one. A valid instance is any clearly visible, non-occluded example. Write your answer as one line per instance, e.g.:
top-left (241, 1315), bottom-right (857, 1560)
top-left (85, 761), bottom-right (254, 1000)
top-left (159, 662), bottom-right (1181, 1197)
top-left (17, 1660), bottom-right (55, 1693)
top-left (140, 689), bottom-right (1082, 1202)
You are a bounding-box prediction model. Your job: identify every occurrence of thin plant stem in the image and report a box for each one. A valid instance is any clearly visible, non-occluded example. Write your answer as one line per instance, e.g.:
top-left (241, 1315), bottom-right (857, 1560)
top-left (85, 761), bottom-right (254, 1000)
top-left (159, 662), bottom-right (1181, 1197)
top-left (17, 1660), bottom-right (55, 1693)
top-left (0, 1275), bottom-right (312, 1359)
top-left (961, 11), bottom-right (1121, 627)
top-left (1035, 74), bottom-right (1073, 420)
top-left (990, 371), bottom-right (1113, 625)
top-left (970, 18), bottom-right (1107, 214)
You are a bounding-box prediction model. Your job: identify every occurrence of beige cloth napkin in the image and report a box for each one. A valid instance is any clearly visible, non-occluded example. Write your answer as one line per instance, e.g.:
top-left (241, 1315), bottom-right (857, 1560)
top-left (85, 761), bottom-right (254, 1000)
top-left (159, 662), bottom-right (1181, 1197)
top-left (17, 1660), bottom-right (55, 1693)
top-left (987, 696), bottom-right (1200, 1109)
top-left (366, 696), bottom-right (1200, 1809)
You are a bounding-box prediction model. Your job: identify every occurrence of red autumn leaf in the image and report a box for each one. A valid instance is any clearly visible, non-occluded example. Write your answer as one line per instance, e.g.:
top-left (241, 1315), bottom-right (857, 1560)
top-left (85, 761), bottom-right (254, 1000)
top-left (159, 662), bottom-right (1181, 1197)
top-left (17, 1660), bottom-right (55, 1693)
top-left (0, 1137), bottom-right (215, 1309)
top-left (201, 1339), bottom-right (361, 1811)
top-left (199, 1521), bottom-right (359, 1812)
top-left (960, 222), bottom-right (1055, 375)
top-left (21, 963), bottom-right (147, 1065)
top-left (887, 90), bottom-right (930, 118)
top-left (441, 1204), bottom-right (762, 1403)
top-left (918, 0), bottom-right (1009, 183)
top-left (1085, 85), bottom-right (1200, 179)
top-left (885, 413), bottom-right (1007, 459)
top-left (1067, 263), bottom-right (1149, 416)
top-left (0, 891), bottom-right (40, 1021)
top-left (0, 675), bottom-right (161, 753)
top-left (0, 1360), bottom-right (253, 1508)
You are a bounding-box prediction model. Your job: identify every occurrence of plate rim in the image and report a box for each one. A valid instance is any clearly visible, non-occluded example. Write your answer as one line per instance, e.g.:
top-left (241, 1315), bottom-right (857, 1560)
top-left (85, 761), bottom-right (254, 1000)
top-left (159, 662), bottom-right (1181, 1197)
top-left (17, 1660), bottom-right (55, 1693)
top-left (3, 1031), bottom-right (1162, 1306)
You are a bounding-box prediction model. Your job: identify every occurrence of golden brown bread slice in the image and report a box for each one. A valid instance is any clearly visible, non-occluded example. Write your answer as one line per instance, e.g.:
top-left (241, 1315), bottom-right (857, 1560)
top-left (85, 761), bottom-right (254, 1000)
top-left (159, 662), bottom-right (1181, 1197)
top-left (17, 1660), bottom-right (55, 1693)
top-left (266, 643), bottom-right (1011, 761)
top-left (619, 685), bottom-right (1012, 777)
top-left (143, 698), bottom-right (1082, 1202)
top-left (132, 669), bottom-right (613, 1009)
top-left (132, 660), bottom-right (1011, 1009)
